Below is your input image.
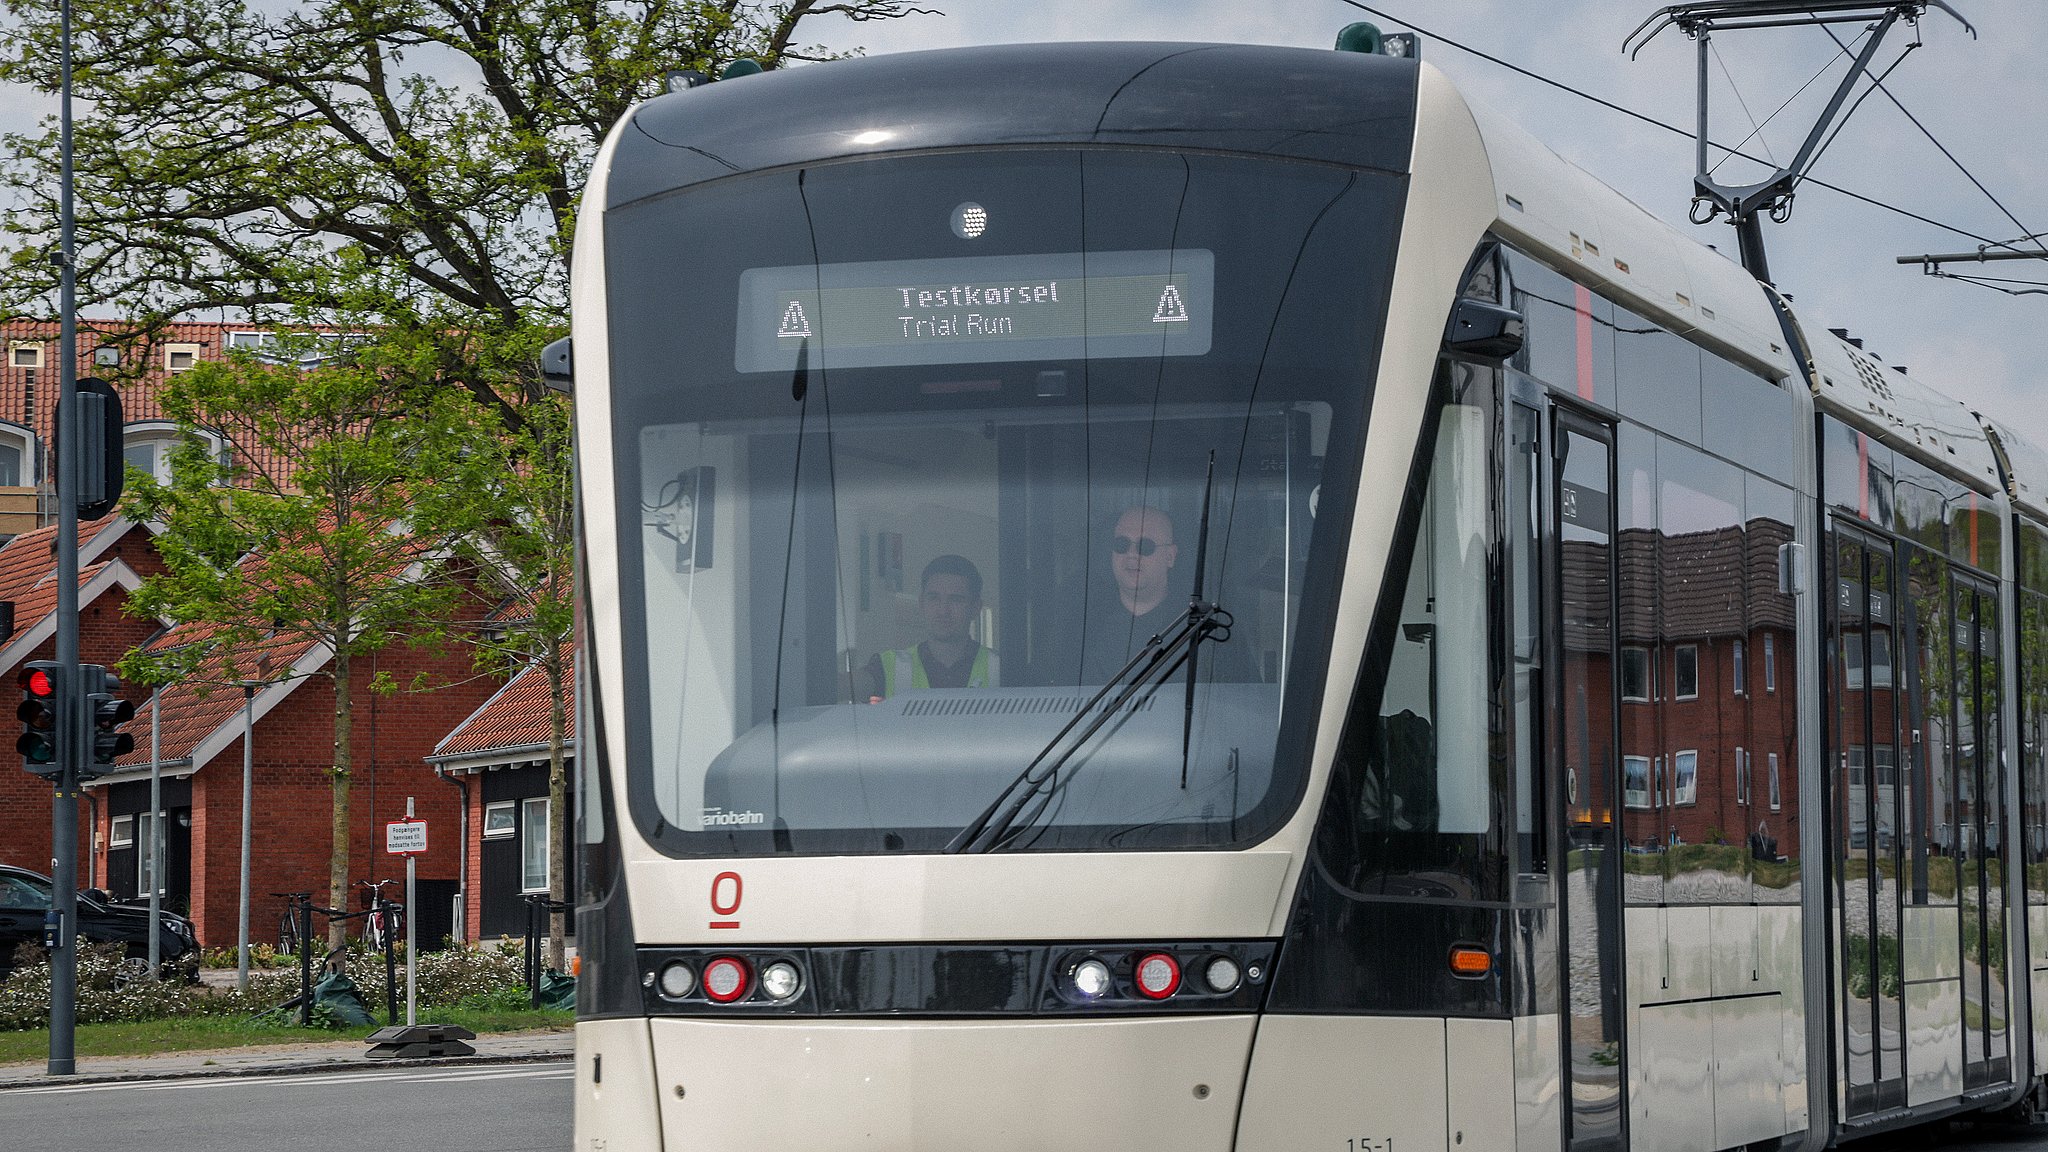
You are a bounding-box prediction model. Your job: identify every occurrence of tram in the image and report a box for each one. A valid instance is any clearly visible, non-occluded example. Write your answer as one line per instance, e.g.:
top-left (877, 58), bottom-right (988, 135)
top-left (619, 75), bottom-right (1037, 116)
top-left (564, 31), bottom-right (2048, 1152)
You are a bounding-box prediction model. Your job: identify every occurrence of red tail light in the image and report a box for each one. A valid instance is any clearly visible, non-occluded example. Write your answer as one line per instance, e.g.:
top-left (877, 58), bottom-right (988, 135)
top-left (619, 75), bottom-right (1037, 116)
top-left (703, 956), bottom-right (751, 1003)
top-left (1134, 952), bottom-right (1181, 999)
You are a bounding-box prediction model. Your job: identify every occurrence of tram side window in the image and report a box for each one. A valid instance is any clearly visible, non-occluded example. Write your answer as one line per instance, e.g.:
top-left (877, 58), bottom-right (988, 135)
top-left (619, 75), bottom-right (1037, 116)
top-left (1321, 365), bottom-right (1506, 899)
top-left (2020, 522), bottom-right (2048, 907)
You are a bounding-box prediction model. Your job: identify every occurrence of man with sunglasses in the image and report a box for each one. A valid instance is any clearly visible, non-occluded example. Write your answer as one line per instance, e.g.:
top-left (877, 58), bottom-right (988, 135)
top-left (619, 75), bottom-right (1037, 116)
top-left (1081, 505), bottom-right (1185, 683)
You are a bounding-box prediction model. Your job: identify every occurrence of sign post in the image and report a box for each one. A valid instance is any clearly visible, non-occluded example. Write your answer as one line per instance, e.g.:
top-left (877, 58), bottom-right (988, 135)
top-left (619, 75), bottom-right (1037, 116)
top-left (385, 805), bottom-right (427, 1027)
top-left (365, 807), bottom-right (472, 1061)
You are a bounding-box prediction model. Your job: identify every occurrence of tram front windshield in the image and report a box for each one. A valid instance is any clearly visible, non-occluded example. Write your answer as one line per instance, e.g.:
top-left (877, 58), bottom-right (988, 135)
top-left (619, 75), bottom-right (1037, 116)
top-left (606, 149), bottom-right (1400, 855)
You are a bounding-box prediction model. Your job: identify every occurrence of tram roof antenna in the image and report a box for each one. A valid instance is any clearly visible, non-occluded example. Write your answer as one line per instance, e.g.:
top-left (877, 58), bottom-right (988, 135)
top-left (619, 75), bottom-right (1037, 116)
top-left (1622, 1), bottom-right (1974, 285)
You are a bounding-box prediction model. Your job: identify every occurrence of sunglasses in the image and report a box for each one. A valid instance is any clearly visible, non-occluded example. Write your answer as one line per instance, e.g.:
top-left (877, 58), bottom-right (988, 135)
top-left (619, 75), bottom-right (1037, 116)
top-left (1113, 536), bottom-right (1168, 556)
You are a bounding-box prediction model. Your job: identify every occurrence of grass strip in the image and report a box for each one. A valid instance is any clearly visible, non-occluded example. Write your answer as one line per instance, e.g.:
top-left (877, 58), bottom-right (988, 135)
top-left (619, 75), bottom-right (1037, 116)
top-left (0, 1007), bottom-right (572, 1065)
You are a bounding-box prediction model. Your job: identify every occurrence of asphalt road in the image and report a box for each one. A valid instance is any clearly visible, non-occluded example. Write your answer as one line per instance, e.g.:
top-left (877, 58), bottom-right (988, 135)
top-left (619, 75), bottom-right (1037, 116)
top-left (0, 1060), bottom-right (572, 1152)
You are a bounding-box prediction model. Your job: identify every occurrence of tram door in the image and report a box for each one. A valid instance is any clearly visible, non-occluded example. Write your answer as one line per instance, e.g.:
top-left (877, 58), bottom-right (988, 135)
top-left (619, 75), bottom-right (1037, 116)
top-left (1553, 413), bottom-right (1627, 1151)
top-left (1954, 575), bottom-right (2010, 1086)
top-left (1833, 529), bottom-right (1908, 1113)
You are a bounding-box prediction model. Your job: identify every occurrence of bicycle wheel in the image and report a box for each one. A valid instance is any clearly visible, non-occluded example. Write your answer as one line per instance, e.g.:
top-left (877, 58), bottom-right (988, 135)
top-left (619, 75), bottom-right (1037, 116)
top-left (278, 912), bottom-right (299, 956)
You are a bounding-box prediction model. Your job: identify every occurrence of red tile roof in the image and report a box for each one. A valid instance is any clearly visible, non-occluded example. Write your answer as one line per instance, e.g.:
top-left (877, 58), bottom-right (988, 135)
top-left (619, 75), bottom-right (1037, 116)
top-left (431, 643), bottom-right (576, 761)
top-left (0, 515), bottom-right (127, 603)
top-left (112, 625), bottom-right (325, 768)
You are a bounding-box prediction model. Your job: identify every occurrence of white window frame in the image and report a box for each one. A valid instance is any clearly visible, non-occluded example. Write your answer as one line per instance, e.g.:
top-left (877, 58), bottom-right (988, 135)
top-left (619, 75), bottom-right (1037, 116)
top-left (1672, 749), bottom-right (1698, 806)
top-left (1733, 639), bottom-right (1746, 697)
top-left (9, 342), bottom-right (42, 369)
top-left (110, 814), bottom-right (134, 848)
top-left (1621, 647), bottom-right (1651, 703)
top-left (1765, 634), bottom-right (1777, 692)
top-left (123, 421), bottom-right (228, 484)
top-left (1624, 755), bottom-right (1652, 810)
top-left (1736, 747), bottom-right (1749, 806)
top-left (163, 342), bottom-right (202, 372)
top-left (520, 796), bottom-right (550, 895)
top-left (0, 422), bottom-right (36, 487)
top-left (1769, 752), bottom-right (1782, 810)
top-left (1674, 644), bottom-right (1700, 700)
top-left (482, 799), bottom-right (516, 838)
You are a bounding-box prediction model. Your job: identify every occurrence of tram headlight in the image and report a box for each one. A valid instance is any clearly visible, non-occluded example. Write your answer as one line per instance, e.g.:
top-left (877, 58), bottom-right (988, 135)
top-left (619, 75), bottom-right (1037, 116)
top-left (1202, 955), bottom-right (1242, 994)
top-left (656, 961), bottom-right (697, 1000)
top-left (1134, 952), bottom-right (1181, 1000)
top-left (760, 960), bottom-right (803, 1002)
top-left (1070, 958), bottom-right (1113, 1000)
top-left (703, 956), bottom-right (751, 1003)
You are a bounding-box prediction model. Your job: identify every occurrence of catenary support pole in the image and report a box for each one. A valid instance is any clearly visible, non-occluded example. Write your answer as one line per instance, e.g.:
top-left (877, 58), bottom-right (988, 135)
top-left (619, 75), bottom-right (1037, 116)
top-left (47, 0), bottom-right (82, 1079)
top-left (237, 682), bottom-right (254, 992)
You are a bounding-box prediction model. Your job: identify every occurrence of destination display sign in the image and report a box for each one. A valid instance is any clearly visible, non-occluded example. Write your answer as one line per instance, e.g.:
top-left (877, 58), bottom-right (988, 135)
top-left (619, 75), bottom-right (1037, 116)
top-left (735, 249), bottom-right (1213, 372)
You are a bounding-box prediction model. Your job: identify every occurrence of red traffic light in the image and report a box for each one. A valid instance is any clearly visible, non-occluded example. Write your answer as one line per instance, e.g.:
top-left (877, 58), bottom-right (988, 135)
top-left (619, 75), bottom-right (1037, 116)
top-left (21, 668), bottom-right (53, 697)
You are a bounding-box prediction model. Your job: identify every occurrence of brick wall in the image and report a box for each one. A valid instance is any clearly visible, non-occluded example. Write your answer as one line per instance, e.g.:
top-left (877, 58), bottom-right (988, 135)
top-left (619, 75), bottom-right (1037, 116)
top-left (178, 645), bottom-right (498, 948)
top-left (0, 581), bottom-right (173, 875)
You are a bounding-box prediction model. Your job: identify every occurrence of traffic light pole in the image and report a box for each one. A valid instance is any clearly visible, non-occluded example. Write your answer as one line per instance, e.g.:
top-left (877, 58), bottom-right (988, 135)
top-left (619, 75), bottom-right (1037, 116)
top-left (49, 0), bottom-right (82, 1078)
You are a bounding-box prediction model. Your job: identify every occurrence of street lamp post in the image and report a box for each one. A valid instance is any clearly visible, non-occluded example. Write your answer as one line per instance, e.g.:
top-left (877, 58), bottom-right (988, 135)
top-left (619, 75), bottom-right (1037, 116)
top-left (146, 686), bottom-right (161, 974)
top-left (237, 681), bottom-right (255, 992)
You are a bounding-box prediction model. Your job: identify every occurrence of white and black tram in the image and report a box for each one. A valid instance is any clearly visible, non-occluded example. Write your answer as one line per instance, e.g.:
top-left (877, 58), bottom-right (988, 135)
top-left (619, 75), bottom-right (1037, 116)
top-left (562, 31), bottom-right (2048, 1152)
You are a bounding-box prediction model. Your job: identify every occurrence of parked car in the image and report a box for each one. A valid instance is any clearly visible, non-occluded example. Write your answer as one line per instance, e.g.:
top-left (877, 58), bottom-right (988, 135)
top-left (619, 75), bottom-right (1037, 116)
top-left (0, 865), bottom-right (199, 980)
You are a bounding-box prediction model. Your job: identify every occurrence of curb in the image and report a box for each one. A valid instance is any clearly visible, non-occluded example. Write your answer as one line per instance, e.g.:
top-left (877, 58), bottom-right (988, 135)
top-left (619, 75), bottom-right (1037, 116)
top-left (0, 1046), bottom-right (573, 1091)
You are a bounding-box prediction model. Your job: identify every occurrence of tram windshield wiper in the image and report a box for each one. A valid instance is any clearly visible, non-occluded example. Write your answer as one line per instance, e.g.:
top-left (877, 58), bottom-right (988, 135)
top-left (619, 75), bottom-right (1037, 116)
top-left (946, 454), bottom-right (1233, 854)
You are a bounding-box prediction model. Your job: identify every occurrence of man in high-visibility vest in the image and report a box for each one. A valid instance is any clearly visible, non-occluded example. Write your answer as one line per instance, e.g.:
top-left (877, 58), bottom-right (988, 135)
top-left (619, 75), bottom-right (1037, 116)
top-left (859, 554), bottom-right (1000, 701)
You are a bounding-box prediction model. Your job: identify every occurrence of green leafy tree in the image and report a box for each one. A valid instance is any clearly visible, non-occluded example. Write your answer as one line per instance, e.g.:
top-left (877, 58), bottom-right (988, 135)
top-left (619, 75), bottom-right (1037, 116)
top-left (426, 384), bottom-right (577, 970)
top-left (0, 0), bottom-right (935, 414)
top-left (122, 335), bottom-right (483, 950)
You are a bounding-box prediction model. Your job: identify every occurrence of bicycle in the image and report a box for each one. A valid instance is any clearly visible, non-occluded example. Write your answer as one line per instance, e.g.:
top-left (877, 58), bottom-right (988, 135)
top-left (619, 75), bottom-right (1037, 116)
top-left (356, 879), bottom-right (405, 953)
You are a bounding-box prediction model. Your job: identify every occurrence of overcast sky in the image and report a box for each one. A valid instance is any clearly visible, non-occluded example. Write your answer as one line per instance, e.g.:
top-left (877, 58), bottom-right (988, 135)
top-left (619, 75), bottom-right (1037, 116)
top-left (2, 2), bottom-right (2040, 442)
top-left (811, 0), bottom-right (2048, 446)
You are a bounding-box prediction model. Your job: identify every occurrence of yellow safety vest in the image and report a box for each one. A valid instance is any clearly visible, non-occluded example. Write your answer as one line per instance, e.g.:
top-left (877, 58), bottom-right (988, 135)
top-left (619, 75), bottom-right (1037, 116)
top-left (880, 645), bottom-right (997, 697)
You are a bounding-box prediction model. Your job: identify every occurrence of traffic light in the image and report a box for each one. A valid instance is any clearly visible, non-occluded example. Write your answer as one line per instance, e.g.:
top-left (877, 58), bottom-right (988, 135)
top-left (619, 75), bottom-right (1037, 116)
top-left (17, 661), bottom-right (62, 777)
top-left (82, 664), bottom-right (135, 769)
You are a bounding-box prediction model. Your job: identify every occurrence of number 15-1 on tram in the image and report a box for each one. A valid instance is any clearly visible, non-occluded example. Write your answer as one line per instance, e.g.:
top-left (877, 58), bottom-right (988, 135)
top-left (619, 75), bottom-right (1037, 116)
top-left (564, 30), bottom-right (2048, 1152)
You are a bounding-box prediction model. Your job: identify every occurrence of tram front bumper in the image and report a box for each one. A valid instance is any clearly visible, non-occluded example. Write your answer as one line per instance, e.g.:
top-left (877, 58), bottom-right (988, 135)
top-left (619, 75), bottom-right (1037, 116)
top-left (592, 1014), bottom-right (1258, 1151)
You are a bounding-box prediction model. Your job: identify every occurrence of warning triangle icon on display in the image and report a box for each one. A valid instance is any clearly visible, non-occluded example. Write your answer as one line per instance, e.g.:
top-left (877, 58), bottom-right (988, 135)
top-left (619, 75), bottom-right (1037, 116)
top-left (1151, 284), bottom-right (1189, 324)
top-left (777, 300), bottom-right (812, 338)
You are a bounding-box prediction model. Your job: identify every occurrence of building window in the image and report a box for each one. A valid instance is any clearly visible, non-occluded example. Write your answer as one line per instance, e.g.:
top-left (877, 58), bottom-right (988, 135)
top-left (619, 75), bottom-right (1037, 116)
top-left (1624, 755), bottom-right (1651, 809)
top-left (9, 343), bottom-right (41, 369)
top-left (110, 814), bottom-right (134, 848)
top-left (163, 343), bottom-right (201, 372)
top-left (136, 811), bottom-right (159, 896)
top-left (1621, 647), bottom-right (1650, 702)
top-left (1672, 749), bottom-right (1698, 805)
top-left (123, 424), bottom-right (227, 484)
top-left (482, 800), bottom-right (516, 838)
top-left (1733, 639), bottom-right (1746, 696)
top-left (520, 797), bottom-right (550, 894)
top-left (1736, 747), bottom-right (1749, 806)
top-left (1674, 645), bottom-right (1699, 699)
top-left (1768, 752), bottom-right (1782, 810)
top-left (1764, 634), bottom-right (1776, 692)
top-left (0, 425), bottom-right (33, 486)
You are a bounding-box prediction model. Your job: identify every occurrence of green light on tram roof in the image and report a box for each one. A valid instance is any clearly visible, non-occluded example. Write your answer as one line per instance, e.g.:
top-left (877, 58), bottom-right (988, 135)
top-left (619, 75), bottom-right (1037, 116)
top-left (1334, 21), bottom-right (1383, 55)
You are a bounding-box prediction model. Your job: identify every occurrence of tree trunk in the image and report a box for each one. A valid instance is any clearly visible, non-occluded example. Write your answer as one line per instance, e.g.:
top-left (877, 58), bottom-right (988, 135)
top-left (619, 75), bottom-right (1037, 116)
top-left (329, 651), bottom-right (354, 953)
top-left (547, 658), bottom-right (569, 974)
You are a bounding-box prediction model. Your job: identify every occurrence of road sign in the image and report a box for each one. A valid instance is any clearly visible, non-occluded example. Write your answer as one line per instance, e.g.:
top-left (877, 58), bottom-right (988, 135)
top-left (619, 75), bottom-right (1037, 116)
top-left (385, 820), bottom-right (428, 856)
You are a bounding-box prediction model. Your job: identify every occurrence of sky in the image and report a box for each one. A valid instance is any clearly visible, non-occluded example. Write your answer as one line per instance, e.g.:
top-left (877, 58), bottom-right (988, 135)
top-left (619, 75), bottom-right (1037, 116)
top-left (809, 0), bottom-right (2048, 447)
top-left (1, 1), bottom-right (2040, 443)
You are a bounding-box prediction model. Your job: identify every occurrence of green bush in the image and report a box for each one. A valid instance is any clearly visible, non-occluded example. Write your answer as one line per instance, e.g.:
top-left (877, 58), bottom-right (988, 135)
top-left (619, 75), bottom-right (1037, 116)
top-left (409, 939), bottom-right (526, 1009)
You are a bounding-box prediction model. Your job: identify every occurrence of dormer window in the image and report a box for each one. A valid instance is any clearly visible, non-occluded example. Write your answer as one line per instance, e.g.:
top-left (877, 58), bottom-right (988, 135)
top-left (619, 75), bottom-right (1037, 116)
top-left (9, 343), bottom-right (42, 370)
top-left (163, 343), bottom-right (201, 372)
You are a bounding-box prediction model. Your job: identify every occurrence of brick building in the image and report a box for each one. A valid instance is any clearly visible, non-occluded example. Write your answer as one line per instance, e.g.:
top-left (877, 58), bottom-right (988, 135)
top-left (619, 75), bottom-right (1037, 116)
top-left (0, 516), bottom-right (167, 882)
top-left (426, 646), bottom-right (577, 945)
top-left (82, 617), bottom-right (501, 948)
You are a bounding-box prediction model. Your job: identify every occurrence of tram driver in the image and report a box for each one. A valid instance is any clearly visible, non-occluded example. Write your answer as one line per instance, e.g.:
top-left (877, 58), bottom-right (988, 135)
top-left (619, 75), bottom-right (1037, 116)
top-left (858, 554), bottom-right (1001, 701)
